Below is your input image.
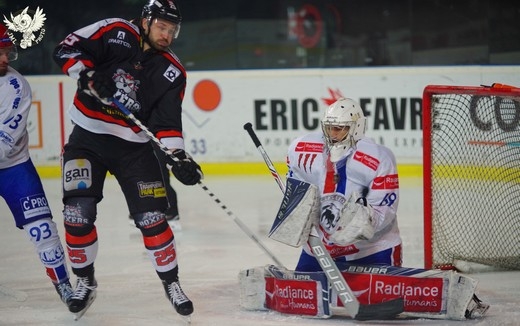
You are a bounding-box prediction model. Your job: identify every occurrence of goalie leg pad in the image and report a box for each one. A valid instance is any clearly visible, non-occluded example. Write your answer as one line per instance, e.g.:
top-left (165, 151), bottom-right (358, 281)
top-left (238, 266), bottom-right (268, 311)
top-left (269, 178), bottom-right (320, 247)
top-left (239, 265), bottom-right (331, 318)
top-left (446, 272), bottom-right (489, 320)
top-left (338, 264), bottom-right (489, 320)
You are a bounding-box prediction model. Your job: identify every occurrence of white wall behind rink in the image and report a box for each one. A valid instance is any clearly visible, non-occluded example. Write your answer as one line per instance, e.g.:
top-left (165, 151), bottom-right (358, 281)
top-left (26, 66), bottom-right (520, 172)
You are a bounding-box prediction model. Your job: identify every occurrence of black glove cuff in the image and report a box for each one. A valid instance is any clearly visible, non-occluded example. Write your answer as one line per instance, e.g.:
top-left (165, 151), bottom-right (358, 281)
top-left (172, 149), bottom-right (188, 160)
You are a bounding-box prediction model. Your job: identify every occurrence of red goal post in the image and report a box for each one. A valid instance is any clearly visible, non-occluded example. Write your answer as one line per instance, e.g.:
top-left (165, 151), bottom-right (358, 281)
top-left (422, 83), bottom-right (520, 271)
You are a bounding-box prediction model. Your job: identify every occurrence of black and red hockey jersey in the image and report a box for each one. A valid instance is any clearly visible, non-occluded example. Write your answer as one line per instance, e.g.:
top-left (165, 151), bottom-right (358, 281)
top-left (53, 18), bottom-right (186, 150)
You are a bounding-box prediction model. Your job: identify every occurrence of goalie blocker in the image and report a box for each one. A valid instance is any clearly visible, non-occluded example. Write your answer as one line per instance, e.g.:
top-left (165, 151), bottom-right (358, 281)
top-left (239, 264), bottom-right (489, 320)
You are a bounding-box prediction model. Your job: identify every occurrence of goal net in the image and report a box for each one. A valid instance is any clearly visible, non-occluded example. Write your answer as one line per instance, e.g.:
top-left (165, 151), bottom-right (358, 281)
top-left (423, 83), bottom-right (520, 271)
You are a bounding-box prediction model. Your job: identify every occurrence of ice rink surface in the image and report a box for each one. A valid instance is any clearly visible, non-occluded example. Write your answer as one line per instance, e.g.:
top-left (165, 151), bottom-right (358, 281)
top-left (0, 175), bottom-right (519, 326)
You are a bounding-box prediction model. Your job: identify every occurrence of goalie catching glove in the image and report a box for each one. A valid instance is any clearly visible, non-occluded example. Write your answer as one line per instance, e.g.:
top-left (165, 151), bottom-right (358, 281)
top-left (329, 193), bottom-right (376, 245)
top-left (78, 69), bottom-right (116, 105)
top-left (167, 149), bottom-right (203, 185)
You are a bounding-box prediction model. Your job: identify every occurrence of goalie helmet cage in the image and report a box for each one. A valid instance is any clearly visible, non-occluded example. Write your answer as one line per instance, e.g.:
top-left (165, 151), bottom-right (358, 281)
top-left (422, 83), bottom-right (520, 271)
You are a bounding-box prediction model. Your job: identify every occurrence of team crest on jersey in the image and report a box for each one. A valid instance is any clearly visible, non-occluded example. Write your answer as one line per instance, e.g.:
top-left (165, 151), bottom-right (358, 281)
top-left (320, 193), bottom-right (346, 232)
top-left (63, 159), bottom-right (92, 191)
top-left (163, 64), bottom-right (181, 82)
top-left (113, 69), bottom-right (141, 112)
top-left (3, 6), bottom-right (46, 49)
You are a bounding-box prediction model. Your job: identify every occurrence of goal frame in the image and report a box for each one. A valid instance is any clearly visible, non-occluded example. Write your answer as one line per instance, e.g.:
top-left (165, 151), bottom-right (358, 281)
top-left (422, 83), bottom-right (520, 269)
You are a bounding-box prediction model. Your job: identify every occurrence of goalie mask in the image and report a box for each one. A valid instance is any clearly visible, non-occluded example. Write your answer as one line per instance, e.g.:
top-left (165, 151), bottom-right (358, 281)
top-left (321, 98), bottom-right (367, 162)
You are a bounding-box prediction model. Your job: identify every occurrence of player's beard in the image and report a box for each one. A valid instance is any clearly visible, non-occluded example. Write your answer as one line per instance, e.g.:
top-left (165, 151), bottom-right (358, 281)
top-left (0, 64), bottom-right (7, 76)
top-left (149, 37), bottom-right (171, 52)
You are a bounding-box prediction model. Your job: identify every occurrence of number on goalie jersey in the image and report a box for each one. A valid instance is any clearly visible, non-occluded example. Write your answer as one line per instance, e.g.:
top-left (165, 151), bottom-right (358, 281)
top-left (286, 98), bottom-right (403, 272)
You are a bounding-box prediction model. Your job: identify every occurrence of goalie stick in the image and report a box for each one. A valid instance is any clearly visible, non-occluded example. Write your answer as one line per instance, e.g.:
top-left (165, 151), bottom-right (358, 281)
top-left (243, 122), bottom-right (404, 320)
top-left (110, 99), bottom-right (285, 267)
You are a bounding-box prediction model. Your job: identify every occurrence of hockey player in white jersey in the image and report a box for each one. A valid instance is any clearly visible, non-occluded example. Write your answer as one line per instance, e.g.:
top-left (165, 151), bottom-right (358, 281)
top-left (0, 23), bottom-right (73, 306)
top-left (287, 97), bottom-right (402, 272)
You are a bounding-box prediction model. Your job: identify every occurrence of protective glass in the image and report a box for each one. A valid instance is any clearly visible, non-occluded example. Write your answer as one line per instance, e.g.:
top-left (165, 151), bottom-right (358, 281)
top-left (152, 18), bottom-right (181, 39)
top-left (0, 46), bottom-right (18, 61)
top-left (322, 123), bottom-right (352, 144)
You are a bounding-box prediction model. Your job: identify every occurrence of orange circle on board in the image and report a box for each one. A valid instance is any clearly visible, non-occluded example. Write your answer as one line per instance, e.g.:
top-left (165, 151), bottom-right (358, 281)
top-left (193, 79), bottom-right (221, 111)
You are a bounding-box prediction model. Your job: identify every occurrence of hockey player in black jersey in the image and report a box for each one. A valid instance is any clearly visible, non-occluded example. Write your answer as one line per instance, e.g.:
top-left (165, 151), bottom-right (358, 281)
top-left (53, 0), bottom-right (201, 320)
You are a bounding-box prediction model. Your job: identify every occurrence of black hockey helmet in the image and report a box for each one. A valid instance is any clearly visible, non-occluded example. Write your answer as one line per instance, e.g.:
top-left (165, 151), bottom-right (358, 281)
top-left (142, 0), bottom-right (182, 25)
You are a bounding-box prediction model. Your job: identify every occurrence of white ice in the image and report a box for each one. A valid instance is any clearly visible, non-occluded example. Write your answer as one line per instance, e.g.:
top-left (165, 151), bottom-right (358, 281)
top-left (0, 176), bottom-right (518, 325)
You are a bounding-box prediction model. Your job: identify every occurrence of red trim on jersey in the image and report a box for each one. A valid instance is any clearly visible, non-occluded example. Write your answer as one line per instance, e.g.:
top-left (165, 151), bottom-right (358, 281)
top-left (73, 96), bottom-right (140, 133)
top-left (323, 156), bottom-right (336, 193)
top-left (297, 153), bottom-right (318, 173)
top-left (391, 244), bottom-right (403, 266)
top-left (143, 227), bottom-right (174, 248)
top-left (156, 130), bottom-right (183, 139)
top-left (90, 21), bottom-right (140, 40)
top-left (46, 267), bottom-right (58, 282)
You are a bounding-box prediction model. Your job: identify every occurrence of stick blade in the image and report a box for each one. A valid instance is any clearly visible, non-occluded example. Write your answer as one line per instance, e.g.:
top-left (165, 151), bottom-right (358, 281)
top-left (354, 297), bottom-right (404, 321)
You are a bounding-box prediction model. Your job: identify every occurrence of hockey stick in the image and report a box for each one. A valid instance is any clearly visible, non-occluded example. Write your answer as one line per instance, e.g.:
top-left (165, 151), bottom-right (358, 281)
top-left (244, 122), bottom-right (404, 320)
top-left (110, 99), bottom-right (285, 267)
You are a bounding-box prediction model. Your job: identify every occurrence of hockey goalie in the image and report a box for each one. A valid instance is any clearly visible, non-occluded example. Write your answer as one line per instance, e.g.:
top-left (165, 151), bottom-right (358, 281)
top-left (239, 98), bottom-right (489, 320)
top-left (239, 178), bottom-right (489, 320)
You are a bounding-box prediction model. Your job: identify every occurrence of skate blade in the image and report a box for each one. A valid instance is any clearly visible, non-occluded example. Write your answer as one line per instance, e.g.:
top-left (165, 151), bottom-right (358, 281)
top-left (72, 291), bottom-right (97, 321)
top-left (468, 302), bottom-right (490, 319)
top-left (182, 315), bottom-right (192, 324)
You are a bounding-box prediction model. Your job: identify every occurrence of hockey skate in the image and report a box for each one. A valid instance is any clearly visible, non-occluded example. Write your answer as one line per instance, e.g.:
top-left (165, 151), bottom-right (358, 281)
top-left (164, 205), bottom-right (182, 231)
top-left (162, 280), bottom-right (193, 316)
top-left (68, 275), bottom-right (97, 320)
top-left (166, 213), bottom-right (182, 231)
top-left (54, 280), bottom-right (74, 305)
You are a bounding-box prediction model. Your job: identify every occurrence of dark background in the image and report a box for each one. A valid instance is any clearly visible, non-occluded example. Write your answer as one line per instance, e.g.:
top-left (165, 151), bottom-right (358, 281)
top-left (2, 0), bottom-right (519, 75)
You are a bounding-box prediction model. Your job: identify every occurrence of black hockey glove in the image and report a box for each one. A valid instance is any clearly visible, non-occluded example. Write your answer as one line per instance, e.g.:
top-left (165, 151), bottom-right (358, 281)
top-left (168, 150), bottom-right (203, 185)
top-left (78, 70), bottom-right (116, 104)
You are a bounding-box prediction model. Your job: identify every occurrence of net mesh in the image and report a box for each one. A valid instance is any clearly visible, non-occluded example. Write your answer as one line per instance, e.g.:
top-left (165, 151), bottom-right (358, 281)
top-left (428, 91), bottom-right (520, 270)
